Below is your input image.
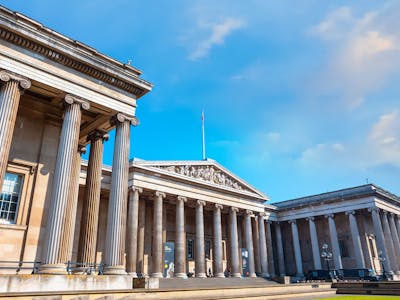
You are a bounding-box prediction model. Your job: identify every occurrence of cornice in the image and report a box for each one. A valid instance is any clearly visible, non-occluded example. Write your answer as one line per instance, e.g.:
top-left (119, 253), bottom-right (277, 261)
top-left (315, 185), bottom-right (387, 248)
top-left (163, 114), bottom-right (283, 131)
top-left (0, 7), bottom-right (153, 98)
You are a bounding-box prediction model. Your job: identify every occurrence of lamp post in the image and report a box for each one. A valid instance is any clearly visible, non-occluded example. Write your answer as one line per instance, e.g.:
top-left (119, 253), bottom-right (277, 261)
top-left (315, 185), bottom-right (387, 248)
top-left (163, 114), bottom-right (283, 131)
top-left (321, 243), bottom-right (333, 280)
top-left (378, 250), bottom-right (387, 280)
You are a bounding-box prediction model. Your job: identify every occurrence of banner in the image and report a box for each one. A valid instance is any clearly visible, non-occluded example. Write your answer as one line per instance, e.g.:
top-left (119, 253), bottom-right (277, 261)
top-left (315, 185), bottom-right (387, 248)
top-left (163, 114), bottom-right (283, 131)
top-left (163, 242), bottom-right (175, 278)
top-left (241, 248), bottom-right (249, 277)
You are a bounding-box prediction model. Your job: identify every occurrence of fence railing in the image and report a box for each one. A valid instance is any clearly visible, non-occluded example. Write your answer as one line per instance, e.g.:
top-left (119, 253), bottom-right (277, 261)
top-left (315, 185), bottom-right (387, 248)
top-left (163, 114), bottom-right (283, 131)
top-left (0, 261), bottom-right (104, 275)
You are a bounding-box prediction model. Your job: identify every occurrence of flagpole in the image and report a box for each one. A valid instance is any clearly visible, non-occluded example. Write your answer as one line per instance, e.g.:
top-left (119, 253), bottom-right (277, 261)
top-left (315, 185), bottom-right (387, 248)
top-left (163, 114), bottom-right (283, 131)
top-left (202, 110), bottom-right (206, 160)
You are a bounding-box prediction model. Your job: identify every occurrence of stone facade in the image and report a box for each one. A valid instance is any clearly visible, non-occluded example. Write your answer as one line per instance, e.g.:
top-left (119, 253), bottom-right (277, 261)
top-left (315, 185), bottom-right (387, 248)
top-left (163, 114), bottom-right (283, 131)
top-left (1, 6), bottom-right (400, 284)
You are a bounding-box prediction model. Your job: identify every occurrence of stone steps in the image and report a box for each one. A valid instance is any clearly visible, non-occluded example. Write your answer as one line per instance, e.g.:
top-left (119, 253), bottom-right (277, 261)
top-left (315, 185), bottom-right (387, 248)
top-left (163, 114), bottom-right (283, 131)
top-left (333, 281), bottom-right (400, 295)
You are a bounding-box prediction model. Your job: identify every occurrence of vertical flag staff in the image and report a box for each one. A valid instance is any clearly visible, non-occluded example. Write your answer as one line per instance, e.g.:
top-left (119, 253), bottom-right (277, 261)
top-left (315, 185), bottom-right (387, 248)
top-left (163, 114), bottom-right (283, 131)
top-left (202, 110), bottom-right (206, 160)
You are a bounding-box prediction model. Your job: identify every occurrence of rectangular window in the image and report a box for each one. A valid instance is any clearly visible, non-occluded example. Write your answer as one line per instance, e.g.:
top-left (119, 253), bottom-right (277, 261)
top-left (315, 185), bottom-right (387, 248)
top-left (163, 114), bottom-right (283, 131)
top-left (187, 239), bottom-right (194, 260)
top-left (0, 172), bottom-right (23, 224)
top-left (368, 237), bottom-right (376, 258)
top-left (339, 239), bottom-right (349, 257)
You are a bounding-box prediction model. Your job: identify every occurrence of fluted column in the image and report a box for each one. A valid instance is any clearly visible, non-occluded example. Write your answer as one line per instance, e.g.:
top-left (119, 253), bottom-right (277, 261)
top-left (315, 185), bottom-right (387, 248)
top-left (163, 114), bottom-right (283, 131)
top-left (175, 196), bottom-right (187, 278)
top-left (389, 213), bottom-right (400, 273)
top-left (369, 207), bottom-right (391, 272)
top-left (396, 216), bottom-right (400, 241)
top-left (126, 187), bottom-right (142, 276)
top-left (77, 130), bottom-right (108, 267)
top-left (275, 222), bottom-right (286, 276)
top-left (325, 214), bottom-right (342, 270)
top-left (0, 70), bottom-right (31, 188)
top-left (307, 217), bottom-right (321, 269)
top-left (137, 197), bottom-right (146, 278)
top-left (60, 145), bottom-right (86, 265)
top-left (104, 114), bottom-right (138, 275)
top-left (265, 221), bottom-right (276, 277)
top-left (346, 211), bottom-right (365, 269)
top-left (382, 211), bottom-right (398, 272)
top-left (229, 207), bottom-right (241, 277)
top-left (213, 204), bottom-right (224, 278)
top-left (151, 191), bottom-right (165, 278)
top-left (39, 95), bottom-right (89, 274)
top-left (258, 213), bottom-right (269, 277)
top-left (252, 216), bottom-right (261, 275)
top-left (195, 200), bottom-right (206, 278)
top-left (244, 210), bottom-right (257, 277)
top-left (289, 220), bottom-right (303, 277)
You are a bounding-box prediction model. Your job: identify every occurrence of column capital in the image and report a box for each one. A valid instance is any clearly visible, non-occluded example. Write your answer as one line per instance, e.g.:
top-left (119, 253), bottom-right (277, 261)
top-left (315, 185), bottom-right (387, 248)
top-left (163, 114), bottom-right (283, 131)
top-left (130, 186), bottom-right (143, 193)
top-left (345, 210), bottom-right (356, 216)
top-left (288, 219), bottom-right (297, 225)
top-left (267, 220), bottom-right (274, 224)
top-left (197, 200), bottom-right (206, 207)
top-left (245, 210), bottom-right (254, 216)
top-left (111, 113), bottom-right (139, 126)
top-left (0, 69), bottom-right (31, 89)
top-left (177, 195), bottom-right (187, 203)
top-left (154, 191), bottom-right (166, 199)
top-left (215, 203), bottom-right (223, 210)
top-left (306, 216), bottom-right (315, 221)
top-left (324, 213), bottom-right (334, 219)
top-left (87, 129), bottom-right (109, 143)
top-left (78, 144), bottom-right (86, 155)
top-left (382, 210), bottom-right (389, 216)
top-left (64, 94), bottom-right (90, 110)
top-left (259, 212), bottom-right (266, 218)
top-left (230, 207), bottom-right (239, 213)
top-left (368, 207), bottom-right (380, 213)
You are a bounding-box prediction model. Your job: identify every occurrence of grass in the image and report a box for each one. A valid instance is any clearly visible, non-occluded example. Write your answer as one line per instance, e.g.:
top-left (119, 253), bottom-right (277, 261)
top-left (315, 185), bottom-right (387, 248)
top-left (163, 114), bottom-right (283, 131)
top-left (318, 296), bottom-right (400, 299)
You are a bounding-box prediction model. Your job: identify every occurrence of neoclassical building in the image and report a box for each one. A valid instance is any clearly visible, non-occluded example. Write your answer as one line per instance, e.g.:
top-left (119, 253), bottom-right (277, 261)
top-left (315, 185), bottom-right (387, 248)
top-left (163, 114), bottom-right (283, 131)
top-left (1, 6), bottom-right (400, 282)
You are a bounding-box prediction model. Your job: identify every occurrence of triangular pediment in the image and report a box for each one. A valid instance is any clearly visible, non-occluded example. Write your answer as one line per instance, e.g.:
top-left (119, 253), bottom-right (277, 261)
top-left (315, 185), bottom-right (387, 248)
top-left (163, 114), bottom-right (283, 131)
top-left (131, 159), bottom-right (268, 200)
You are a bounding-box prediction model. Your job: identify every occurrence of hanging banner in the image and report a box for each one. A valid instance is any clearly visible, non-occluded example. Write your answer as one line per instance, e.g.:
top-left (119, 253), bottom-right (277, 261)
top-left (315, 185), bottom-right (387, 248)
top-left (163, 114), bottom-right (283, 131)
top-left (241, 248), bottom-right (249, 277)
top-left (163, 242), bottom-right (175, 278)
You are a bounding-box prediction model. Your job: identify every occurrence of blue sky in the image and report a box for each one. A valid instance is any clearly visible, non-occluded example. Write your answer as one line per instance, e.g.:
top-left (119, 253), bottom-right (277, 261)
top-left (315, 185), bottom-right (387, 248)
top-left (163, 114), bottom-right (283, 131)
top-left (2, 0), bottom-right (400, 202)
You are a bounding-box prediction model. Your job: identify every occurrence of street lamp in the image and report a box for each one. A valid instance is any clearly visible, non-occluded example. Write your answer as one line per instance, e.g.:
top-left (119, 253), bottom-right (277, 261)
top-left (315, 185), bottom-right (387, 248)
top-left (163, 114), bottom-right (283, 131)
top-left (378, 250), bottom-right (387, 280)
top-left (321, 243), bottom-right (333, 280)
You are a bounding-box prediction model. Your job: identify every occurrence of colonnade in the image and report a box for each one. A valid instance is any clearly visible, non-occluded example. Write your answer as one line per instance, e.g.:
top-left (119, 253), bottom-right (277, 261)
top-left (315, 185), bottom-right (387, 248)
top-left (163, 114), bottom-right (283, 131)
top-left (276, 208), bottom-right (400, 277)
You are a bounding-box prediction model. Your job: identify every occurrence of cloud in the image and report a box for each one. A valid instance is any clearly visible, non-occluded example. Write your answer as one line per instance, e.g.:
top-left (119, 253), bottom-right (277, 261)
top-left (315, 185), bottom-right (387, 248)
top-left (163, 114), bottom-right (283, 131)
top-left (299, 111), bottom-right (400, 170)
top-left (309, 4), bottom-right (400, 109)
top-left (188, 18), bottom-right (245, 60)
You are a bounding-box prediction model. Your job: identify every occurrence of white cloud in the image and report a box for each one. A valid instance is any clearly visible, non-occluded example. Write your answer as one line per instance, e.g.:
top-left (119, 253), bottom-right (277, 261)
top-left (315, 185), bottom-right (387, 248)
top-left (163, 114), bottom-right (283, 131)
top-left (188, 18), bottom-right (245, 60)
top-left (309, 4), bottom-right (400, 109)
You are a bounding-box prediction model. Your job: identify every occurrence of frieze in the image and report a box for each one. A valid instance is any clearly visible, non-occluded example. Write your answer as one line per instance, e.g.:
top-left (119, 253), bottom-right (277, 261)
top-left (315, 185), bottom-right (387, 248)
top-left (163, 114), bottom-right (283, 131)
top-left (155, 165), bottom-right (250, 192)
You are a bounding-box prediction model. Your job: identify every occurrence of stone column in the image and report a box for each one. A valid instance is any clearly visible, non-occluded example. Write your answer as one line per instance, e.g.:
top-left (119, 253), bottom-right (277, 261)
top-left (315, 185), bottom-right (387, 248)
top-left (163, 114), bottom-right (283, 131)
top-left (77, 130), bottom-right (108, 267)
top-left (389, 213), bottom-right (400, 273)
top-left (369, 207), bottom-right (391, 272)
top-left (213, 204), bottom-right (224, 278)
top-left (137, 197), bottom-right (146, 278)
top-left (104, 114), bottom-right (138, 275)
top-left (229, 207), bottom-right (241, 277)
top-left (151, 191), bottom-right (165, 278)
top-left (175, 196), bottom-right (187, 278)
top-left (396, 216), bottom-right (400, 241)
top-left (382, 211), bottom-right (398, 272)
top-left (325, 214), bottom-right (343, 270)
top-left (252, 216), bottom-right (261, 275)
top-left (0, 70), bottom-right (31, 188)
top-left (289, 220), bottom-right (303, 277)
top-left (126, 187), bottom-right (142, 276)
top-left (275, 222), bottom-right (286, 276)
top-left (195, 200), bottom-right (206, 278)
top-left (265, 221), bottom-right (276, 277)
top-left (346, 211), bottom-right (365, 269)
top-left (39, 95), bottom-right (89, 274)
top-left (258, 213), bottom-right (269, 278)
top-left (244, 210), bottom-right (257, 277)
top-left (307, 217), bottom-right (321, 270)
top-left (61, 145), bottom-right (86, 265)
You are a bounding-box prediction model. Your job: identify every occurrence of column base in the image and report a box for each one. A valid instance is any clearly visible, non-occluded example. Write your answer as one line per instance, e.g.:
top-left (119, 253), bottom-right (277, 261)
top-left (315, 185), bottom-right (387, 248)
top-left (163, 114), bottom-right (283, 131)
top-left (261, 272), bottom-right (270, 278)
top-left (231, 273), bottom-right (242, 278)
top-left (174, 273), bottom-right (188, 279)
top-left (196, 272), bottom-right (207, 278)
top-left (214, 272), bottom-right (225, 278)
top-left (128, 272), bottom-right (138, 278)
top-left (103, 265), bottom-right (127, 275)
top-left (151, 272), bottom-right (163, 278)
top-left (37, 264), bottom-right (68, 275)
top-left (270, 273), bottom-right (276, 278)
top-left (249, 273), bottom-right (257, 278)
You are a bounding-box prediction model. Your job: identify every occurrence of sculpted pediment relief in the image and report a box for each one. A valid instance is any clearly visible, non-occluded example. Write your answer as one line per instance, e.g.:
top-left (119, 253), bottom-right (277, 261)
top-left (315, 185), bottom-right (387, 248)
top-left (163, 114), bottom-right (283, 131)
top-left (156, 164), bottom-right (249, 192)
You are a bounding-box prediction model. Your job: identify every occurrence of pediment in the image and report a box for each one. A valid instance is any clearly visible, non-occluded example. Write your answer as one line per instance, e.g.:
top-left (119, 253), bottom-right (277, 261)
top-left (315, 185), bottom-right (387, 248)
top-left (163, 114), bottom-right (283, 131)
top-left (132, 159), bottom-right (268, 200)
